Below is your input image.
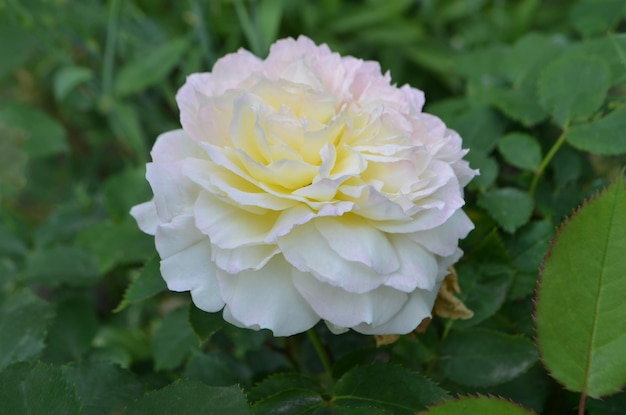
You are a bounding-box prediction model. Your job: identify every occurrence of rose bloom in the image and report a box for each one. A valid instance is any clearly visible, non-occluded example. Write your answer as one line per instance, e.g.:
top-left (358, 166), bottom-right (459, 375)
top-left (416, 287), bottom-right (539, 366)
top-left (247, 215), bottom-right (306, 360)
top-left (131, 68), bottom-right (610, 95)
top-left (131, 36), bottom-right (476, 336)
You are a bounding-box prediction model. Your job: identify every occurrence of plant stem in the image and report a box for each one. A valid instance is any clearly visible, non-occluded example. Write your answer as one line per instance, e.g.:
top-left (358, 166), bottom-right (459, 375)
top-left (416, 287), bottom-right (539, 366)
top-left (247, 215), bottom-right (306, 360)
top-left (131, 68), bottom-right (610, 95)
top-left (578, 391), bottom-right (587, 415)
top-left (307, 327), bottom-right (333, 380)
top-left (102, 0), bottom-right (122, 105)
top-left (529, 127), bottom-right (568, 197)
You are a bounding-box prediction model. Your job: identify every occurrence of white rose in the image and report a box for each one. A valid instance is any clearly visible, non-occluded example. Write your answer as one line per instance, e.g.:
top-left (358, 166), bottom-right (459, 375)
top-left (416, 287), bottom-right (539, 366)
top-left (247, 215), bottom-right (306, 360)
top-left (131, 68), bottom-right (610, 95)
top-left (131, 36), bottom-right (477, 336)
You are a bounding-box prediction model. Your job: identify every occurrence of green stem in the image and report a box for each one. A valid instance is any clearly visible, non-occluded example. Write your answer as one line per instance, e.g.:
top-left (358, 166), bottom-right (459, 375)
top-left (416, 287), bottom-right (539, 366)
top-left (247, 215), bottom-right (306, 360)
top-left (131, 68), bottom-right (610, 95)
top-left (189, 0), bottom-right (215, 66)
top-left (102, 0), bottom-right (122, 105)
top-left (529, 128), bottom-right (568, 196)
top-left (307, 327), bottom-right (333, 380)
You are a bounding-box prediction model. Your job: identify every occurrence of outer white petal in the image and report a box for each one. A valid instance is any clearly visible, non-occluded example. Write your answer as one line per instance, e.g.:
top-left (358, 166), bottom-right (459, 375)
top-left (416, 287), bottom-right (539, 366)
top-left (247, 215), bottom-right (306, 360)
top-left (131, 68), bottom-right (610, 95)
top-left (218, 256), bottom-right (319, 336)
top-left (279, 221), bottom-right (385, 294)
top-left (384, 235), bottom-right (438, 292)
top-left (155, 215), bottom-right (224, 311)
top-left (130, 200), bottom-right (159, 235)
top-left (146, 161), bottom-right (199, 223)
top-left (408, 210), bottom-right (474, 257)
top-left (150, 129), bottom-right (203, 163)
top-left (292, 270), bottom-right (407, 328)
top-left (353, 285), bottom-right (440, 335)
top-left (212, 244), bottom-right (279, 274)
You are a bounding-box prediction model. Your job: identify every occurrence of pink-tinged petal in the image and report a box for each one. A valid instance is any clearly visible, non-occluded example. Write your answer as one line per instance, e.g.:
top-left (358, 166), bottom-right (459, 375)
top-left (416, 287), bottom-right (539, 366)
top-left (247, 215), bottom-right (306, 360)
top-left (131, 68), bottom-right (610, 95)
top-left (150, 129), bottom-right (203, 163)
top-left (408, 210), bottom-right (474, 257)
top-left (130, 200), bottom-right (159, 235)
top-left (194, 191), bottom-right (279, 249)
top-left (212, 244), bottom-right (279, 274)
top-left (292, 270), bottom-right (407, 328)
top-left (146, 161), bottom-right (199, 223)
top-left (210, 49), bottom-right (264, 91)
top-left (384, 235), bottom-right (438, 292)
top-left (155, 215), bottom-right (224, 311)
top-left (218, 256), bottom-right (319, 336)
top-left (278, 221), bottom-right (384, 293)
top-left (353, 286), bottom-right (437, 335)
top-left (314, 216), bottom-right (399, 275)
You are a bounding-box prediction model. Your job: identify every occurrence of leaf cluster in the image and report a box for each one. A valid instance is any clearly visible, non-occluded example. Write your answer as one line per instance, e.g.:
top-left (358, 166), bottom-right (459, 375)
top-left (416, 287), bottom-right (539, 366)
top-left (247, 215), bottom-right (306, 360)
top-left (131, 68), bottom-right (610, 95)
top-left (1, 0), bottom-right (626, 414)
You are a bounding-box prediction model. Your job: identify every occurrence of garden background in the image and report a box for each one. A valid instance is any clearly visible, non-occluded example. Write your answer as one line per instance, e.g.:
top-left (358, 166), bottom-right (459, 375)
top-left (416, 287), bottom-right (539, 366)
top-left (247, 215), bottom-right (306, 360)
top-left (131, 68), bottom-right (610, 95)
top-left (1, 0), bottom-right (626, 414)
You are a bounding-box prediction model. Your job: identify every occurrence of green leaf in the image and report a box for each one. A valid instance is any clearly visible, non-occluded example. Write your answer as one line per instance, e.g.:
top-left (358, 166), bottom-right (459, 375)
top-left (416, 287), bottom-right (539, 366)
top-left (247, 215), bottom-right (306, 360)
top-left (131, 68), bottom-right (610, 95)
top-left (116, 255), bottom-right (166, 311)
top-left (465, 152), bottom-right (498, 192)
top-left (125, 381), bottom-right (250, 415)
top-left (0, 362), bottom-right (81, 415)
top-left (0, 223), bottom-right (27, 257)
top-left (108, 101), bottom-right (147, 161)
top-left (478, 188), bottom-right (534, 233)
top-left (253, 389), bottom-right (324, 414)
top-left (76, 219), bottom-right (154, 274)
top-left (419, 395), bottom-right (536, 415)
top-left (536, 177), bottom-right (626, 398)
top-left (188, 302), bottom-right (225, 343)
top-left (538, 55), bottom-right (611, 126)
top-left (447, 107), bottom-right (505, 155)
top-left (587, 390), bottom-right (626, 415)
top-left (0, 290), bottom-right (56, 368)
top-left (24, 245), bottom-right (101, 286)
top-left (103, 166), bottom-right (151, 220)
top-left (0, 124), bottom-right (27, 190)
top-left (502, 32), bottom-right (566, 87)
top-left (183, 352), bottom-right (239, 387)
top-left (497, 133), bottom-right (542, 171)
top-left (333, 364), bottom-right (448, 414)
top-left (114, 38), bottom-right (188, 97)
top-left (453, 229), bottom-right (514, 327)
top-left (505, 220), bottom-right (555, 298)
top-left (257, 0), bottom-right (286, 52)
top-left (53, 66), bottom-right (93, 101)
top-left (488, 87), bottom-right (547, 127)
top-left (565, 108), bottom-right (626, 155)
top-left (152, 307), bottom-right (198, 371)
top-left (42, 296), bottom-right (98, 364)
top-left (0, 25), bottom-right (39, 79)
top-left (62, 362), bottom-right (144, 415)
top-left (0, 103), bottom-right (69, 158)
top-left (439, 329), bottom-right (538, 387)
top-left (568, 0), bottom-right (626, 37)
top-left (248, 373), bottom-right (323, 403)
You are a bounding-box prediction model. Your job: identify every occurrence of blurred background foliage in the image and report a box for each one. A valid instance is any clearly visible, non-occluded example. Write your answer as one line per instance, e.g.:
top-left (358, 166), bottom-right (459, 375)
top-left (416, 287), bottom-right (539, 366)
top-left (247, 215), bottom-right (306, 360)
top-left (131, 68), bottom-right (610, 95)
top-left (1, 0), bottom-right (626, 414)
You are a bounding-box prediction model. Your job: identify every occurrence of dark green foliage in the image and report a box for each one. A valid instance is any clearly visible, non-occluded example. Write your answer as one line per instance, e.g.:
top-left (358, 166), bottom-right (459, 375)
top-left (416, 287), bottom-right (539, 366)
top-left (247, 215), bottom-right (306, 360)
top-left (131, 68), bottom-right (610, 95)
top-left (1, 1), bottom-right (625, 413)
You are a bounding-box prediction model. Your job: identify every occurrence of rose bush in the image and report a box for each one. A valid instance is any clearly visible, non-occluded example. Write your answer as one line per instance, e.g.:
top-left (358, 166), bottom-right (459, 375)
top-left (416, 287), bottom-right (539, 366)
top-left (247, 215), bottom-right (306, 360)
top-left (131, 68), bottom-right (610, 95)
top-left (131, 36), bottom-right (476, 336)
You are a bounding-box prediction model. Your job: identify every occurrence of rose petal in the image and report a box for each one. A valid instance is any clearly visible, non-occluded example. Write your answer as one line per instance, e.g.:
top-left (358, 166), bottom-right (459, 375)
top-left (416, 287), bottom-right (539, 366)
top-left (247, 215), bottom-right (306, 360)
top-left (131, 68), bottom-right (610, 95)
top-left (353, 286), bottom-right (438, 335)
top-left (194, 191), bottom-right (279, 249)
top-left (314, 216), bottom-right (400, 275)
top-left (156, 215), bottom-right (224, 311)
top-left (130, 200), bottom-right (159, 235)
top-left (292, 270), bottom-right (407, 328)
top-left (218, 256), bottom-right (319, 336)
top-left (384, 235), bottom-right (438, 292)
top-left (279, 221), bottom-right (385, 293)
top-left (408, 210), bottom-right (474, 257)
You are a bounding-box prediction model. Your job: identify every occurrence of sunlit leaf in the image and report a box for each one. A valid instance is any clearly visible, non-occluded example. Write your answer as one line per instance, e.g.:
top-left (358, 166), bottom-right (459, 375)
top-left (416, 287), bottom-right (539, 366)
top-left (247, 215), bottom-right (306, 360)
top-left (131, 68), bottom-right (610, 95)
top-left (419, 395), bottom-right (536, 415)
top-left (536, 177), bottom-right (626, 398)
